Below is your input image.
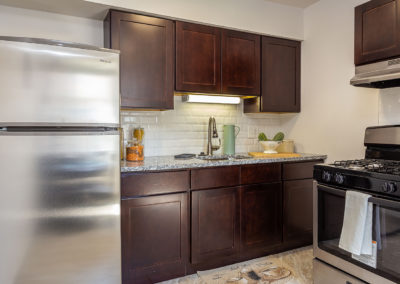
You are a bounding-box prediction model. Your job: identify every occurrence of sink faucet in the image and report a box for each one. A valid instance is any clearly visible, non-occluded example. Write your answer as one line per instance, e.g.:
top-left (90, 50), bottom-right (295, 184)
top-left (207, 116), bottom-right (221, 156)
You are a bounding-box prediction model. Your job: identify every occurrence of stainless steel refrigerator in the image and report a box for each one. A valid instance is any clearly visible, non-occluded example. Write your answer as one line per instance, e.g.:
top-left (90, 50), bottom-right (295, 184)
top-left (0, 37), bottom-right (121, 284)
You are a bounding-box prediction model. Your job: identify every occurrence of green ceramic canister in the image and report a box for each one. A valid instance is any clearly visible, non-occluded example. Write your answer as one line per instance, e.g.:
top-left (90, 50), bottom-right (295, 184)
top-left (223, 125), bottom-right (240, 155)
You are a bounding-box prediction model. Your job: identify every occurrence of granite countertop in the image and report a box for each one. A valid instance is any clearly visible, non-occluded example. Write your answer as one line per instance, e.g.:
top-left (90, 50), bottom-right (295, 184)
top-left (121, 153), bottom-right (327, 172)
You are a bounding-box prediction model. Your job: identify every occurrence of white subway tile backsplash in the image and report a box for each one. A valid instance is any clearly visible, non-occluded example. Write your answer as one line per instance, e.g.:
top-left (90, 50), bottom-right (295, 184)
top-left (121, 97), bottom-right (283, 156)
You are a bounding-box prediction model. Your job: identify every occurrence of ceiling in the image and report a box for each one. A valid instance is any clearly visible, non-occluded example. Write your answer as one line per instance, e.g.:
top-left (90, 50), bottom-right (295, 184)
top-left (0, 0), bottom-right (110, 19)
top-left (0, 0), bottom-right (320, 21)
top-left (264, 0), bottom-right (319, 8)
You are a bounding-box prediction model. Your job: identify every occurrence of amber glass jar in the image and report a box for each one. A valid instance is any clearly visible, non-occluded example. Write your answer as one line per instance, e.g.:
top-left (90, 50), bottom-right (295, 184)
top-left (126, 139), bottom-right (144, 161)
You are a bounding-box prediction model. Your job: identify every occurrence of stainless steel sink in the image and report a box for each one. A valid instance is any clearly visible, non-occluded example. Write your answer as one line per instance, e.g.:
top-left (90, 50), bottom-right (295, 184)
top-left (233, 155), bottom-right (253, 160)
top-left (197, 155), bottom-right (229, 161)
top-left (197, 154), bottom-right (253, 161)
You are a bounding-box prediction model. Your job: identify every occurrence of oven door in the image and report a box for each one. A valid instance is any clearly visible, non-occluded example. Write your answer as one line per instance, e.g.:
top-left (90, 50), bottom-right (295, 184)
top-left (313, 182), bottom-right (400, 284)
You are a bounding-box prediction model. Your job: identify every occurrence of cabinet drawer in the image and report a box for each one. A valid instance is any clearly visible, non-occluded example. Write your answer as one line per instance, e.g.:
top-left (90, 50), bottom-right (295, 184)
top-left (282, 160), bottom-right (322, 180)
top-left (121, 171), bottom-right (189, 197)
top-left (241, 163), bottom-right (281, 185)
top-left (191, 166), bottom-right (240, 190)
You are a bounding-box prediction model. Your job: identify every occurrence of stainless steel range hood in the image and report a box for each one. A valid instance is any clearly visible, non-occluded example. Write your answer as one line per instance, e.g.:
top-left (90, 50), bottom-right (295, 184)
top-left (351, 58), bottom-right (400, 88)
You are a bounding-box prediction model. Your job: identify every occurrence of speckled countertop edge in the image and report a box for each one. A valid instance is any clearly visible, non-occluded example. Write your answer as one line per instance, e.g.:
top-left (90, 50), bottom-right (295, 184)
top-left (121, 153), bottom-right (327, 173)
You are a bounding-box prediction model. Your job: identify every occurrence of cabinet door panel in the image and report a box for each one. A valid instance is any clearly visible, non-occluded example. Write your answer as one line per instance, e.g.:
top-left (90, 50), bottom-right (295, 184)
top-left (191, 187), bottom-right (240, 264)
top-left (355, 0), bottom-right (400, 65)
top-left (109, 11), bottom-right (174, 109)
top-left (261, 37), bottom-right (300, 112)
top-left (222, 30), bottom-right (260, 95)
top-left (121, 193), bottom-right (188, 283)
top-left (176, 22), bottom-right (221, 93)
top-left (240, 183), bottom-right (282, 258)
top-left (283, 179), bottom-right (313, 246)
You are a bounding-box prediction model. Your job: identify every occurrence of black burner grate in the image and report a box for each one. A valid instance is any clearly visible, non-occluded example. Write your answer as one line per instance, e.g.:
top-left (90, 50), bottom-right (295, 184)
top-left (332, 159), bottom-right (400, 175)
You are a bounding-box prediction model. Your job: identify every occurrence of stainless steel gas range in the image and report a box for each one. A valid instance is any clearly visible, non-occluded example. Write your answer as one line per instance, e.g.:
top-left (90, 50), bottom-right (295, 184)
top-left (313, 125), bottom-right (400, 284)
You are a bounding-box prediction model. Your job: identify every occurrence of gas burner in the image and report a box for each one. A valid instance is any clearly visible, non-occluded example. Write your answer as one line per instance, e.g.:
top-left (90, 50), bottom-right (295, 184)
top-left (332, 159), bottom-right (400, 176)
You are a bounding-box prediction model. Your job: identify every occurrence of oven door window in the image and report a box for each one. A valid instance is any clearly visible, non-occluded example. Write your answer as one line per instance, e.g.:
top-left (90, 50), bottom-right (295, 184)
top-left (318, 185), bottom-right (400, 283)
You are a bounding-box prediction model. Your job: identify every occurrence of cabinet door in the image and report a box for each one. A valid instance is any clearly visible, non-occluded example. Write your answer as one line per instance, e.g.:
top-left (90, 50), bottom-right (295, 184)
top-left (260, 37), bottom-right (300, 112)
top-left (108, 11), bottom-right (174, 109)
top-left (176, 21), bottom-right (221, 93)
top-left (240, 183), bottom-right (282, 258)
top-left (121, 193), bottom-right (188, 283)
top-left (355, 0), bottom-right (400, 65)
top-left (191, 187), bottom-right (240, 264)
top-left (283, 179), bottom-right (313, 247)
top-left (222, 30), bottom-right (260, 95)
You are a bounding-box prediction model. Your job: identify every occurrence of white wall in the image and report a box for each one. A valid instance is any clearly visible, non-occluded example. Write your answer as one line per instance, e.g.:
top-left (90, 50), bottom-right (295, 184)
top-left (86, 0), bottom-right (304, 40)
top-left (121, 98), bottom-right (283, 157)
top-left (0, 5), bottom-right (103, 46)
top-left (379, 88), bottom-right (400, 125)
top-left (281, 0), bottom-right (380, 163)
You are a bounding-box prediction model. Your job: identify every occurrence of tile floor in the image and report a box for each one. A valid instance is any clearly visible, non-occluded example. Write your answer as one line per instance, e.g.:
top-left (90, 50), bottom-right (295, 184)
top-left (159, 246), bottom-right (313, 284)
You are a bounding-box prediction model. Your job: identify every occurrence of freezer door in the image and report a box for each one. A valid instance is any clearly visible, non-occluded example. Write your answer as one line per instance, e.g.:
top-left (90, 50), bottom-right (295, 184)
top-left (0, 131), bottom-right (121, 284)
top-left (0, 38), bottom-right (119, 126)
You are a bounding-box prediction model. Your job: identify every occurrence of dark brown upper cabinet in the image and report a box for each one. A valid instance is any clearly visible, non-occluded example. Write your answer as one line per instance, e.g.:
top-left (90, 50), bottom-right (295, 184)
top-left (104, 11), bottom-right (174, 110)
top-left (244, 37), bottom-right (300, 113)
top-left (176, 21), bottom-right (221, 93)
top-left (355, 0), bottom-right (400, 66)
top-left (222, 30), bottom-right (260, 95)
top-left (176, 21), bottom-right (261, 96)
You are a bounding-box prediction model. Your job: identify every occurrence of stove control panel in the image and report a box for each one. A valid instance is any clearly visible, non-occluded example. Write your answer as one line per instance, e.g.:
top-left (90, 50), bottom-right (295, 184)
top-left (314, 166), bottom-right (400, 198)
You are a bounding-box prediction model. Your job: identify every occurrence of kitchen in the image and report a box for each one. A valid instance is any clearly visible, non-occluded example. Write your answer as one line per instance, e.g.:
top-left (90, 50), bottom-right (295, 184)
top-left (0, 0), bottom-right (399, 283)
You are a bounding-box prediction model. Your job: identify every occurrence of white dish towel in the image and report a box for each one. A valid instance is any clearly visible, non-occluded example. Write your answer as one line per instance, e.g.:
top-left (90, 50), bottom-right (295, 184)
top-left (339, 190), bottom-right (373, 255)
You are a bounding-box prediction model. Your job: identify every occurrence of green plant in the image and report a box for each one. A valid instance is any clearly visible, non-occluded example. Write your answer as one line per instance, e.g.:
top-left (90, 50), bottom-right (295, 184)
top-left (258, 132), bottom-right (268, 141)
top-left (258, 131), bottom-right (285, 141)
top-left (272, 132), bottom-right (285, 141)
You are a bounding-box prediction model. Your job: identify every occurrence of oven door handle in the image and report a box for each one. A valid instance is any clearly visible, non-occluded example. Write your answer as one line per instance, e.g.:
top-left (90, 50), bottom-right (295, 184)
top-left (369, 196), bottom-right (400, 210)
top-left (318, 184), bottom-right (400, 210)
top-left (318, 184), bottom-right (346, 197)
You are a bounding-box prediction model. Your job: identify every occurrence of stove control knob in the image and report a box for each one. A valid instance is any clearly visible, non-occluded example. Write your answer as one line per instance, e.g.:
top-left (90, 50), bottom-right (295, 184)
top-left (382, 182), bottom-right (397, 193)
top-left (322, 171), bottom-right (332, 182)
top-left (382, 183), bottom-right (389, 193)
top-left (388, 182), bottom-right (397, 193)
top-left (335, 173), bottom-right (345, 184)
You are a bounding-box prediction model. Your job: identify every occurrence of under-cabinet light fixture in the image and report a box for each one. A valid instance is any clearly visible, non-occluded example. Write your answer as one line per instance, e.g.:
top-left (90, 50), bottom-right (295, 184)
top-left (182, 95), bottom-right (241, 105)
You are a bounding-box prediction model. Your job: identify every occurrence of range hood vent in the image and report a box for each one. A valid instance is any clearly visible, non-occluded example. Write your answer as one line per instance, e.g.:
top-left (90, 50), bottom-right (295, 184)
top-left (351, 58), bottom-right (400, 88)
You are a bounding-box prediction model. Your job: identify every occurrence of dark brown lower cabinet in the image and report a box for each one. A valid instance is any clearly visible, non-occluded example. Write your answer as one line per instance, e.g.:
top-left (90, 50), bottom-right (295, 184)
top-left (121, 193), bottom-right (188, 283)
top-left (120, 160), bottom-right (322, 282)
top-left (191, 187), bottom-right (240, 265)
top-left (283, 179), bottom-right (314, 247)
top-left (240, 183), bottom-right (282, 259)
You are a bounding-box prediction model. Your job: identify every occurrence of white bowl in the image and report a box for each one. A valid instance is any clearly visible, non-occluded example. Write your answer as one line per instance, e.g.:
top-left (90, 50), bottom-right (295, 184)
top-left (260, 141), bottom-right (282, 154)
